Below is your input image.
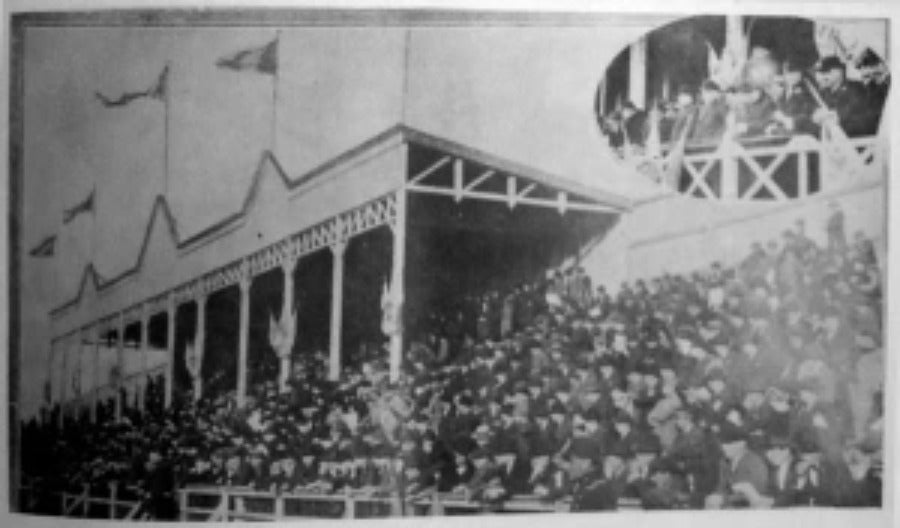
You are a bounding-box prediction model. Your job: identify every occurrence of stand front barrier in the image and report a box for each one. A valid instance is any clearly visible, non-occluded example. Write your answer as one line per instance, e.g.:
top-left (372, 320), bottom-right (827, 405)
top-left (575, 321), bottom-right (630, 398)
top-left (178, 487), bottom-right (401, 521)
top-left (636, 132), bottom-right (883, 202)
top-left (58, 482), bottom-right (147, 520)
top-left (177, 486), bottom-right (646, 520)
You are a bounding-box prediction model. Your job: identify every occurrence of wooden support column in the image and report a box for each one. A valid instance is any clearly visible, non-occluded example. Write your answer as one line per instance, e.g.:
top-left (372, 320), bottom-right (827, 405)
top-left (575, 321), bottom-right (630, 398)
top-left (193, 294), bottom-right (207, 402)
top-left (279, 258), bottom-right (296, 393)
top-left (329, 240), bottom-right (347, 381)
top-left (115, 313), bottom-right (125, 422)
top-left (165, 295), bottom-right (176, 408)
top-left (237, 275), bottom-right (251, 407)
top-left (629, 35), bottom-right (647, 109)
top-left (87, 326), bottom-right (98, 423)
top-left (57, 339), bottom-right (66, 428)
top-left (389, 188), bottom-right (407, 383)
top-left (138, 305), bottom-right (149, 413)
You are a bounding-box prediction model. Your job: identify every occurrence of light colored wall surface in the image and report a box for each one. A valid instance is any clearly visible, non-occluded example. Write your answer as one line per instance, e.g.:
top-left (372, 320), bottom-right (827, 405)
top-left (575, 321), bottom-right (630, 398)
top-left (584, 179), bottom-right (886, 291)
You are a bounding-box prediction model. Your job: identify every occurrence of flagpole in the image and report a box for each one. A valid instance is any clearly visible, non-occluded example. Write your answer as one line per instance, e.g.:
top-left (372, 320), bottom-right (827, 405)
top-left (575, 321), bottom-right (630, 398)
top-left (271, 31), bottom-right (280, 154)
top-left (164, 61), bottom-right (171, 199)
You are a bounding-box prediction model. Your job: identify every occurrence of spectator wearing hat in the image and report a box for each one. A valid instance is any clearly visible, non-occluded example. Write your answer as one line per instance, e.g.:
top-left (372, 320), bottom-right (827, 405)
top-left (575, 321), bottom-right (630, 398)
top-left (812, 55), bottom-right (878, 137)
top-left (790, 428), bottom-right (850, 506)
top-left (774, 59), bottom-right (820, 137)
top-left (667, 86), bottom-right (697, 142)
top-left (706, 423), bottom-right (769, 509)
top-left (620, 101), bottom-right (648, 149)
top-left (857, 49), bottom-right (890, 117)
top-left (638, 456), bottom-right (690, 509)
top-left (668, 407), bottom-right (720, 505)
top-left (839, 440), bottom-right (882, 507)
top-left (760, 434), bottom-right (802, 507)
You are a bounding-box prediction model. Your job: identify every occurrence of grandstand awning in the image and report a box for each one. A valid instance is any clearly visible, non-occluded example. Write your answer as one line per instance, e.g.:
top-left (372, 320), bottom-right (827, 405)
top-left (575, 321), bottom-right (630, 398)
top-left (404, 128), bottom-right (632, 215)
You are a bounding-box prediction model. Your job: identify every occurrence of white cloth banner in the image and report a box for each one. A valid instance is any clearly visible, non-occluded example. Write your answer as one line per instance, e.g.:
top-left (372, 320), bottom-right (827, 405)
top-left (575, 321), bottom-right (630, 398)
top-left (815, 19), bottom-right (888, 68)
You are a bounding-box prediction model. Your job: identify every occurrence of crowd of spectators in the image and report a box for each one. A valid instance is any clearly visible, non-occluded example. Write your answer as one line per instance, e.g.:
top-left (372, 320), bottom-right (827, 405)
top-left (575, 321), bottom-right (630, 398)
top-left (21, 201), bottom-right (884, 517)
top-left (601, 48), bottom-right (889, 159)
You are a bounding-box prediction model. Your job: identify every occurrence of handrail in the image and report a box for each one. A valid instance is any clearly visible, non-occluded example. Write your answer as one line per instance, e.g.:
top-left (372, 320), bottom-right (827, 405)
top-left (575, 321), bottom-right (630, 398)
top-left (632, 132), bottom-right (882, 202)
top-left (55, 482), bottom-right (644, 519)
top-left (174, 485), bottom-right (657, 519)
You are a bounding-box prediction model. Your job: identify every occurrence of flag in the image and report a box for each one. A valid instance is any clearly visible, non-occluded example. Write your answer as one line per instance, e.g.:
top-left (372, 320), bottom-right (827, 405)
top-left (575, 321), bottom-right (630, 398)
top-left (95, 65), bottom-right (168, 107)
top-left (29, 234), bottom-right (56, 258)
top-left (268, 308), bottom-right (294, 358)
top-left (381, 279), bottom-right (399, 336)
top-left (216, 38), bottom-right (278, 75)
top-left (815, 19), bottom-right (887, 72)
top-left (63, 190), bottom-right (94, 224)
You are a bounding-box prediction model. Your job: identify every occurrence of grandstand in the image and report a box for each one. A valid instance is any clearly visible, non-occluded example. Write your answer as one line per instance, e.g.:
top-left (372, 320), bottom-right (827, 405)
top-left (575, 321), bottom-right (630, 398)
top-left (12, 10), bottom-right (887, 521)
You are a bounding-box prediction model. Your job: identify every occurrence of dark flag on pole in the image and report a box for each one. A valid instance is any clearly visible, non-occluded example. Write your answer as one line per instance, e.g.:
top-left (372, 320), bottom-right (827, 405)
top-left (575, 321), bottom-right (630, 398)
top-left (63, 189), bottom-right (94, 224)
top-left (216, 38), bottom-right (278, 75)
top-left (95, 65), bottom-right (169, 107)
top-left (29, 234), bottom-right (56, 258)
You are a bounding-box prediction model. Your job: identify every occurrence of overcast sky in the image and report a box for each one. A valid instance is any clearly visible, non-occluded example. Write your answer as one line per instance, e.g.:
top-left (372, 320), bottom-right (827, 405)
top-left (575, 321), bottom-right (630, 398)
top-left (19, 24), bottom-right (413, 417)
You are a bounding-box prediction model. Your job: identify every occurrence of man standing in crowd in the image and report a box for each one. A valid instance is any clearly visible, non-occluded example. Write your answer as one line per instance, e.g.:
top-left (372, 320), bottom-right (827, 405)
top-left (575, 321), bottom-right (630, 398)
top-left (857, 49), bottom-right (891, 114)
top-left (705, 424), bottom-right (770, 509)
top-left (621, 101), bottom-right (648, 150)
top-left (812, 55), bottom-right (879, 138)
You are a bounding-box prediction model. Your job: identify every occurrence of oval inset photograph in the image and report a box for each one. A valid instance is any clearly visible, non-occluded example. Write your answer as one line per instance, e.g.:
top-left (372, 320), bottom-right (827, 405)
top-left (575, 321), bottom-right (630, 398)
top-left (596, 15), bottom-right (888, 201)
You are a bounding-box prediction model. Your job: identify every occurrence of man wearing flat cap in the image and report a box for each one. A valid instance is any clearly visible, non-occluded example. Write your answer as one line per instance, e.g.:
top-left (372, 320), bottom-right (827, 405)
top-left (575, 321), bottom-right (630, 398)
top-left (706, 423), bottom-right (769, 508)
top-left (812, 55), bottom-right (878, 137)
top-left (760, 434), bottom-right (803, 507)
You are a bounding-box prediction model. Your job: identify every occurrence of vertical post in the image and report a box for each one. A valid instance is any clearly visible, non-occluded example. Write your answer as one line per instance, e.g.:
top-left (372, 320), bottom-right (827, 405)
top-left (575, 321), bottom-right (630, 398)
top-left (598, 80), bottom-right (608, 117)
top-left (721, 138), bottom-right (739, 200)
top-left (88, 325), bottom-right (98, 423)
top-left (661, 71), bottom-right (671, 102)
top-left (109, 482), bottom-right (117, 519)
top-left (178, 490), bottom-right (188, 521)
top-left (58, 339), bottom-right (66, 429)
top-left (237, 275), bottom-right (251, 408)
top-left (194, 294), bottom-right (206, 402)
top-left (628, 35), bottom-right (647, 109)
top-left (274, 495), bottom-right (284, 519)
top-left (798, 150), bottom-right (809, 198)
top-left (138, 305), bottom-right (149, 413)
top-left (279, 258), bottom-right (296, 393)
top-left (165, 294), bottom-right (176, 408)
top-left (115, 313), bottom-right (125, 422)
top-left (82, 483), bottom-right (89, 517)
top-left (343, 489), bottom-right (355, 519)
top-left (389, 189), bottom-right (407, 383)
top-left (329, 240), bottom-right (347, 381)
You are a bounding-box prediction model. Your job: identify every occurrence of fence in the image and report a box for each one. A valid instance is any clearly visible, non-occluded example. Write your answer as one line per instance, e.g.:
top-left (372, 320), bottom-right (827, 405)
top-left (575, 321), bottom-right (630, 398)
top-left (59, 482), bottom-right (147, 520)
top-left (640, 132), bottom-right (883, 202)
top-left (177, 486), bottom-right (645, 521)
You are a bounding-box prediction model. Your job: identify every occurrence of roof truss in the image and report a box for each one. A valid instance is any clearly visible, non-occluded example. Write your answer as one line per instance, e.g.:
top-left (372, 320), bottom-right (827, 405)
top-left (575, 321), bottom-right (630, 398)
top-left (405, 150), bottom-right (622, 215)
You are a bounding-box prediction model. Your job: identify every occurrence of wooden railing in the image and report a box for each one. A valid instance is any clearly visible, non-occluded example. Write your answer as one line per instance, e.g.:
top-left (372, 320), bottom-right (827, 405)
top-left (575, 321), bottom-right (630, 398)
top-left (638, 132), bottom-right (883, 202)
top-left (178, 486), bottom-right (402, 521)
top-left (59, 482), bottom-right (145, 520)
top-left (177, 485), bottom-right (645, 520)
